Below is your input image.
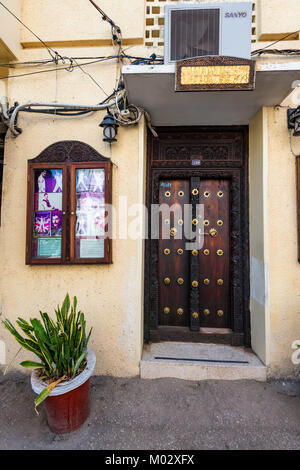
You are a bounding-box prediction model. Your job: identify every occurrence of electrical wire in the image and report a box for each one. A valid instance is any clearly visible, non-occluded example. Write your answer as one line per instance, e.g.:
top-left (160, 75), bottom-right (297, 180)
top-left (0, 1), bottom-right (62, 61)
top-left (15, 89), bottom-right (119, 118)
top-left (0, 59), bottom-right (59, 68)
top-left (21, 108), bottom-right (94, 117)
top-left (0, 54), bottom-right (164, 69)
top-left (3, 88), bottom-right (153, 137)
top-left (0, 2), bottom-right (156, 137)
top-left (0, 54), bottom-right (163, 80)
top-left (252, 29), bottom-right (300, 56)
top-left (0, 0), bottom-right (115, 98)
top-left (290, 130), bottom-right (300, 157)
top-left (0, 57), bottom-right (120, 81)
top-left (8, 100), bottom-right (120, 136)
top-left (0, 56), bottom-right (118, 69)
top-left (7, 88), bottom-right (128, 134)
top-left (0, 1), bottom-right (121, 93)
top-left (72, 58), bottom-right (109, 96)
top-left (88, 0), bottom-right (122, 46)
top-left (253, 49), bottom-right (300, 56)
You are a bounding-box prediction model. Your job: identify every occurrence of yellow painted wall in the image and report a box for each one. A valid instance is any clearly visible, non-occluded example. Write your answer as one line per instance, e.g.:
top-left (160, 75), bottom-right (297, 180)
top-left (266, 106), bottom-right (300, 378)
top-left (0, 79), bottom-right (7, 96)
top-left (257, 0), bottom-right (300, 40)
top-left (248, 104), bottom-right (300, 377)
top-left (21, 0), bottom-right (145, 47)
top-left (0, 0), bottom-right (21, 60)
top-left (0, 46), bottom-right (146, 376)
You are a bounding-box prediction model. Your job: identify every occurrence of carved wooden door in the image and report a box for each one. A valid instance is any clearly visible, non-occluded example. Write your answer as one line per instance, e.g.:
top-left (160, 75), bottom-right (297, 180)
top-left (158, 179), bottom-right (190, 326)
top-left (146, 126), bottom-right (249, 346)
top-left (198, 179), bottom-right (230, 328)
top-left (158, 178), bottom-right (230, 330)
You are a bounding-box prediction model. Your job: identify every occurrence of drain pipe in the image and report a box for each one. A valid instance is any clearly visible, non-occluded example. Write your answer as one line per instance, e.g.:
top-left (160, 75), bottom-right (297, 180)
top-left (9, 100), bottom-right (117, 136)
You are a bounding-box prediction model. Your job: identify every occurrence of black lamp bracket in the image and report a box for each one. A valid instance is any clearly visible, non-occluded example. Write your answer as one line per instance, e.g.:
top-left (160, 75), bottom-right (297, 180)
top-left (288, 106), bottom-right (300, 132)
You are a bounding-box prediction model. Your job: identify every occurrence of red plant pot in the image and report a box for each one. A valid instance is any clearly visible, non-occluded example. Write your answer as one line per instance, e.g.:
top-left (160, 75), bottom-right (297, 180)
top-left (31, 350), bottom-right (96, 434)
top-left (44, 378), bottom-right (90, 434)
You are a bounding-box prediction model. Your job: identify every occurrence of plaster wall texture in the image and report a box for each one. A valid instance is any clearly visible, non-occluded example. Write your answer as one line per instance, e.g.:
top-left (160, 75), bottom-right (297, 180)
top-left (0, 79), bottom-right (6, 96)
top-left (257, 0), bottom-right (300, 39)
top-left (246, 104), bottom-right (300, 378)
top-left (266, 106), bottom-right (300, 378)
top-left (20, 0), bottom-right (145, 45)
top-left (0, 0), bottom-right (21, 60)
top-left (0, 48), bottom-right (146, 376)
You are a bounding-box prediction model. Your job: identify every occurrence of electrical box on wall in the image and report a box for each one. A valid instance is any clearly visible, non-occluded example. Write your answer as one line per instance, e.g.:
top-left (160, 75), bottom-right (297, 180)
top-left (164, 2), bottom-right (253, 64)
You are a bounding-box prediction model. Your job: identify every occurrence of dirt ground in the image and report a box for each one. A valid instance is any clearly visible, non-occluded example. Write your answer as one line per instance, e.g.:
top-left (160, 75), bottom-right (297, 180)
top-left (0, 372), bottom-right (299, 450)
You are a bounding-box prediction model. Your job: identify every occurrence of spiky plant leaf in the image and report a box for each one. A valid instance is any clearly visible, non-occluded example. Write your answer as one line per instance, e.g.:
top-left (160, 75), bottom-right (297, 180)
top-left (20, 361), bottom-right (45, 369)
top-left (2, 294), bottom-right (93, 410)
top-left (34, 375), bottom-right (66, 413)
top-left (73, 351), bottom-right (87, 376)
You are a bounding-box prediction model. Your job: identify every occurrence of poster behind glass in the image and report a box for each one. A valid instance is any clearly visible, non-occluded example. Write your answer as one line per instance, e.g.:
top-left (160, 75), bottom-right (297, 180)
top-left (32, 169), bottom-right (63, 259)
top-left (76, 169), bottom-right (105, 259)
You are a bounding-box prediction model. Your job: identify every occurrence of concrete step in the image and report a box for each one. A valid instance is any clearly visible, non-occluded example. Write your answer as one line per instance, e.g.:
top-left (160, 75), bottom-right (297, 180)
top-left (140, 342), bottom-right (267, 381)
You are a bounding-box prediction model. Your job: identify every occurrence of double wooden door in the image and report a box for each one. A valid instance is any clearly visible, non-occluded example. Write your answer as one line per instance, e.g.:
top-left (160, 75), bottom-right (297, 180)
top-left (158, 177), bottom-right (230, 330)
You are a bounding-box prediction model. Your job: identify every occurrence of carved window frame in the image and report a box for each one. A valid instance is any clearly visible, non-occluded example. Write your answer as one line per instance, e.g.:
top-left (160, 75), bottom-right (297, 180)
top-left (26, 141), bottom-right (112, 265)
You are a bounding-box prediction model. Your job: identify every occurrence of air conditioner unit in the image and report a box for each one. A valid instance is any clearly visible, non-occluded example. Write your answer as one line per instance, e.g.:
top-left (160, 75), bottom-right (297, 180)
top-left (164, 2), bottom-right (253, 64)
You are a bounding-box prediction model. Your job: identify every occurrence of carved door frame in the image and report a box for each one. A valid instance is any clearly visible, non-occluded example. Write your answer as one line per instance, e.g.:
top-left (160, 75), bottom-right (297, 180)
top-left (144, 126), bottom-right (250, 347)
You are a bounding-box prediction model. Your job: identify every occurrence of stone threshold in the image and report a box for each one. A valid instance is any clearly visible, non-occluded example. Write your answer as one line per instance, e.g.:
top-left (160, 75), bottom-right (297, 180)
top-left (140, 342), bottom-right (267, 382)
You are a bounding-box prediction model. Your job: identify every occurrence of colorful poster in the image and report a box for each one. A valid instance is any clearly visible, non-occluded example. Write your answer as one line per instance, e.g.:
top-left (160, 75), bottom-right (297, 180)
top-left (79, 239), bottom-right (105, 258)
top-left (93, 210), bottom-right (105, 237)
top-left (74, 169), bottom-right (106, 259)
top-left (76, 212), bottom-right (87, 236)
top-left (75, 209), bottom-right (105, 237)
top-left (77, 192), bottom-right (104, 211)
top-left (37, 238), bottom-right (61, 258)
top-left (35, 169), bottom-right (63, 193)
top-left (38, 193), bottom-right (62, 211)
top-left (33, 169), bottom-right (63, 258)
top-left (34, 211), bottom-right (51, 236)
top-left (51, 210), bottom-right (62, 236)
top-left (76, 193), bottom-right (105, 237)
top-left (76, 169), bottom-right (105, 193)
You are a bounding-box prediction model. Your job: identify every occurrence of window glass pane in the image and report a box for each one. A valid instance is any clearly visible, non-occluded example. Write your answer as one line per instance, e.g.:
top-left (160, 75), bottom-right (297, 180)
top-left (75, 169), bottom-right (105, 259)
top-left (32, 169), bottom-right (63, 259)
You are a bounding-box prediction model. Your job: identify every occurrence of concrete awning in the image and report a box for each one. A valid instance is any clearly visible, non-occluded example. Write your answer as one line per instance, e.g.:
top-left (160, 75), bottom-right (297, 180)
top-left (123, 61), bottom-right (300, 126)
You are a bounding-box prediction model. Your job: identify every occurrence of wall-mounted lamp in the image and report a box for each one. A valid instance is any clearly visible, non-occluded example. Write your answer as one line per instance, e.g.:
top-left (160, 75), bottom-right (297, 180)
top-left (288, 107), bottom-right (300, 136)
top-left (100, 111), bottom-right (119, 143)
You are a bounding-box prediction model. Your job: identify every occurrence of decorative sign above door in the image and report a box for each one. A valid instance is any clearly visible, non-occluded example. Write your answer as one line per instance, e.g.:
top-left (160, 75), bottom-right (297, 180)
top-left (175, 56), bottom-right (256, 92)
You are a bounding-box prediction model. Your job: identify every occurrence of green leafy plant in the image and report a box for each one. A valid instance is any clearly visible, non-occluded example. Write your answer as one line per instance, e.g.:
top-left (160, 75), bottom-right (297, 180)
top-left (2, 293), bottom-right (92, 411)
